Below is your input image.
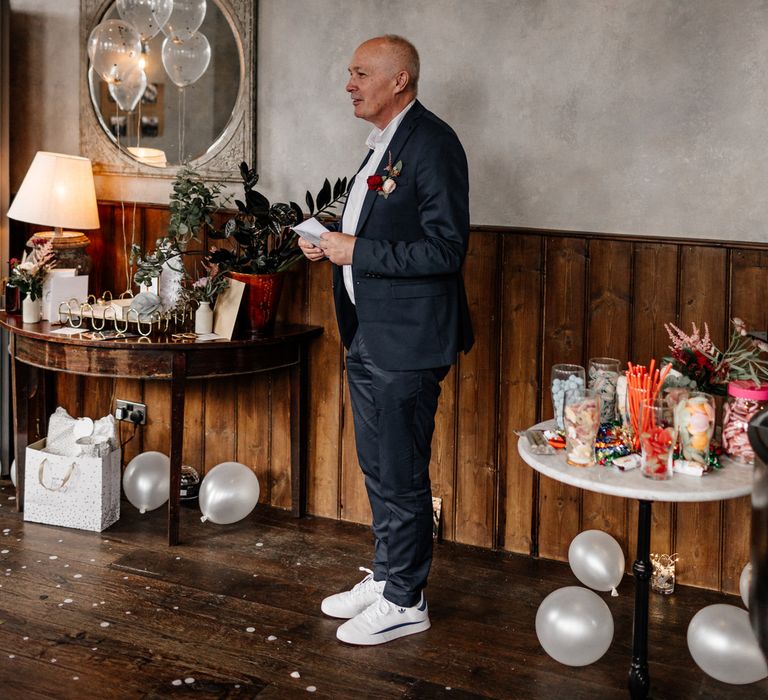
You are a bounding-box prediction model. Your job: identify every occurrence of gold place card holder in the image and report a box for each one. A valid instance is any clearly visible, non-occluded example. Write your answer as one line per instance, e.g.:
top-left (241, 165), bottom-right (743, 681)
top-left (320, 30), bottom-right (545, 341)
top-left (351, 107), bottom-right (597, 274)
top-left (56, 292), bottom-right (194, 338)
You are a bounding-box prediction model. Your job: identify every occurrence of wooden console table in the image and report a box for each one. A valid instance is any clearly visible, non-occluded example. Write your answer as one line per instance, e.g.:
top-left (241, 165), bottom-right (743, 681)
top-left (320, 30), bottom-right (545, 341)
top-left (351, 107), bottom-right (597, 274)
top-left (0, 312), bottom-right (322, 545)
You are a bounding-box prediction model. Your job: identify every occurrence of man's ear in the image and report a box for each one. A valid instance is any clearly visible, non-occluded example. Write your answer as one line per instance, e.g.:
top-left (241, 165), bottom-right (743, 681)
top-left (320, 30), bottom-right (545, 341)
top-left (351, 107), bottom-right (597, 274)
top-left (393, 70), bottom-right (410, 94)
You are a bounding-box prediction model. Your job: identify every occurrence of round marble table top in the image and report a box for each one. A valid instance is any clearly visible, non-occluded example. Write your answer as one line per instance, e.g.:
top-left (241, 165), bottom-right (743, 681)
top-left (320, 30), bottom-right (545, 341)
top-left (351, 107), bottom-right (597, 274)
top-left (518, 421), bottom-right (754, 502)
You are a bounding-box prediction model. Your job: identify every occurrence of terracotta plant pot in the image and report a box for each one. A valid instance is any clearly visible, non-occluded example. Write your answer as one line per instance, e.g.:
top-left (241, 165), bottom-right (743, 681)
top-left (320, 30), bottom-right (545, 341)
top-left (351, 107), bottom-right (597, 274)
top-left (229, 271), bottom-right (284, 336)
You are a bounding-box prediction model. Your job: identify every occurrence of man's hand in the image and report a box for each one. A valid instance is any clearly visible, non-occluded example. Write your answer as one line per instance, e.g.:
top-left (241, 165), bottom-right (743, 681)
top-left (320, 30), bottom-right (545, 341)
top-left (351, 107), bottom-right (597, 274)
top-left (298, 236), bottom-right (326, 262)
top-left (319, 232), bottom-right (356, 265)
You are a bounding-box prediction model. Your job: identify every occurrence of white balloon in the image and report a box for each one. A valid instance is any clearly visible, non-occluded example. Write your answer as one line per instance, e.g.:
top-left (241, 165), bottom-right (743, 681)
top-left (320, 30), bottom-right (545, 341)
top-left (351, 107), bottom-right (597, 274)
top-left (740, 562), bottom-right (752, 609)
top-left (568, 530), bottom-right (625, 593)
top-left (116, 0), bottom-right (174, 42)
top-left (199, 461), bottom-right (260, 525)
top-left (109, 65), bottom-right (148, 112)
top-left (535, 586), bottom-right (614, 666)
top-left (10, 459), bottom-right (15, 488)
top-left (89, 19), bottom-right (142, 85)
top-left (687, 604), bottom-right (767, 684)
top-left (122, 451), bottom-right (170, 513)
top-left (162, 0), bottom-right (206, 44)
top-left (161, 32), bottom-right (211, 87)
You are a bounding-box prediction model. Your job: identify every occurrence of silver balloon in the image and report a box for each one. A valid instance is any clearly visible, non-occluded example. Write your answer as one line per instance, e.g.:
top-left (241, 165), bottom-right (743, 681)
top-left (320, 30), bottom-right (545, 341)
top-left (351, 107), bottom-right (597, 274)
top-left (161, 32), bottom-right (211, 87)
top-left (199, 461), bottom-right (260, 525)
top-left (568, 530), bottom-right (625, 593)
top-left (740, 563), bottom-right (752, 609)
top-left (535, 586), bottom-right (614, 666)
top-left (89, 19), bottom-right (142, 85)
top-left (116, 0), bottom-right (174, 42)
top-left (687, 604), bottom-right (767, 684)
top-left (122, 451), bottom-right (170, 514)
top-left (162, 0), bottom-right (206, 44)
top-left (10, 459), bottom-right (15, 488)
top-left (109, 65), bottom-right (148, 112)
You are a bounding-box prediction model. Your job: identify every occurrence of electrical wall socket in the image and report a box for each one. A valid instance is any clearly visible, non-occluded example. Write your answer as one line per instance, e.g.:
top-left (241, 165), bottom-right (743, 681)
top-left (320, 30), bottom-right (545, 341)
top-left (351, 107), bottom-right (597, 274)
top-left (115, 399), bottom-right (147, 425)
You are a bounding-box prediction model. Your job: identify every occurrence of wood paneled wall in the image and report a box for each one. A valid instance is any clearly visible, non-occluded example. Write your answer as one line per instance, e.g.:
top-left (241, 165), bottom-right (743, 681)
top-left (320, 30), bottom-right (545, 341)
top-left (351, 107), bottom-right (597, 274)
top-left (37, 202), bottom-right (768, 594)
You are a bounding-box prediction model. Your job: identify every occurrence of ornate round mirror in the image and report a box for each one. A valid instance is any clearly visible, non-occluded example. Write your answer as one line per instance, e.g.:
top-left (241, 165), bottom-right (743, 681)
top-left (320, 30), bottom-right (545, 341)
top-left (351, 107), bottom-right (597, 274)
top-left (80, 0), bottom-right (255, 180)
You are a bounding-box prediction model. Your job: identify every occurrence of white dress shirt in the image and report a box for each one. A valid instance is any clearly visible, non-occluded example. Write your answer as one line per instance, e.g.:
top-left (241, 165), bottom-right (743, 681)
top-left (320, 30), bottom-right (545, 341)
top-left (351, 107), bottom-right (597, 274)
top-left (340, 100), bottom-right (415, 304)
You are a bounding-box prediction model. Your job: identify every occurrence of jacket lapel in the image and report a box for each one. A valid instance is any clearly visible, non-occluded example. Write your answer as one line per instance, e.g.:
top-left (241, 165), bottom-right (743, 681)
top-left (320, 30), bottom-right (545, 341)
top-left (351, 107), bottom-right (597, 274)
top-left (354, 101), bottom-right (425, 236)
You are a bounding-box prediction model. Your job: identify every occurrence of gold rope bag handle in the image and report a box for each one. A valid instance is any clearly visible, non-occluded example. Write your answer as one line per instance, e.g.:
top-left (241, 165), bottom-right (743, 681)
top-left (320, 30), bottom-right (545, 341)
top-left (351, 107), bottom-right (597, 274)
top-left (37, 458), bottom-right (77, 492)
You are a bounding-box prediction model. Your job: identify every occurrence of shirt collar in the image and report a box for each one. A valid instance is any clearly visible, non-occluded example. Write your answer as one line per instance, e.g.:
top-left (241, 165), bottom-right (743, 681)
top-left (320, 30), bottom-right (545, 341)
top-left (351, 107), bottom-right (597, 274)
top-left (365, 99), bottom-right (416, 150)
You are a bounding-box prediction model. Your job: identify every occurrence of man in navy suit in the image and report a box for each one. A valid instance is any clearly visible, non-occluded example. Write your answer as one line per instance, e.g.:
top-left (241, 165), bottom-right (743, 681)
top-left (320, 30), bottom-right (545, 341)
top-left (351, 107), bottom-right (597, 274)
top-left (299, 35), bottom-right (473, 646)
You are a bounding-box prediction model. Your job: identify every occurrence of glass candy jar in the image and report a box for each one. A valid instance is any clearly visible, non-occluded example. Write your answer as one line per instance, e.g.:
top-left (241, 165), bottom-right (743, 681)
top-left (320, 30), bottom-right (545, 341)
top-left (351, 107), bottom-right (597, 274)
top-left (722, 381), bottom-right (768, 464)
top-left (674, 392), bottom-right (715, 466)
top-left (551, 364), bottom-right (586, 430)
top-left (563, 388), bottom-right (600, 466)
top-left (640, 399), bottom-right (675, 480)
top-left (588, 357), bottom-right (620, 424)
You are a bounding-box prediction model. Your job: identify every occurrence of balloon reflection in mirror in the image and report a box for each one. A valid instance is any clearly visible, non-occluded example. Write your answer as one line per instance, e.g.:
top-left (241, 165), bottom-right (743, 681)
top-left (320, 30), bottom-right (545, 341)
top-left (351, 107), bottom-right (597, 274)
top-left (162, 0), bottom-right (207, 43)
top-left (88, 19), bottom-right (142, 84)
top-left (87, 0), bottom-right (241, 168)
top-left (116, 0), bottom-right (174, 42)
top-left (109, 64), bottom-right (148, 112)
top-left (161, 32), bottom-right (211, 88)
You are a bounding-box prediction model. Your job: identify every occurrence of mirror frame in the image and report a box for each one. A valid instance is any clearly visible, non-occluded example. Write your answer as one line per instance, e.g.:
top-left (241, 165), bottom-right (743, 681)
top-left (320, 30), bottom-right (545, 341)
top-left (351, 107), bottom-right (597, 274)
top-left (79, 0), bottom-right (255, 182)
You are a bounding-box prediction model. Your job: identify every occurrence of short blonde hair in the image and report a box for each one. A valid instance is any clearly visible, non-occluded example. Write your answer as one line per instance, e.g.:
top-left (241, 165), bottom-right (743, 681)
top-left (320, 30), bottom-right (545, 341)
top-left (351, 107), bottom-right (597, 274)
top-left (381, 34), bottom-right (420, 92)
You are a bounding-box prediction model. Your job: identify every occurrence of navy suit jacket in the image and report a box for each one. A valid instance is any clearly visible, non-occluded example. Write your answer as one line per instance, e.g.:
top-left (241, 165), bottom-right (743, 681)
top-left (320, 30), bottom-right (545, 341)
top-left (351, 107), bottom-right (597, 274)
top-left (332, 100), bottom-right (474, 371)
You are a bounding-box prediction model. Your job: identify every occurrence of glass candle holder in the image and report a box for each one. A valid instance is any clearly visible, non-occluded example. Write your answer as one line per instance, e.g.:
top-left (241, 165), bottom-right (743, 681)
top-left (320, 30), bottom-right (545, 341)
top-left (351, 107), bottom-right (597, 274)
top-left (640, 399), bottom-right (675, 480)
top-left (588, 357), bottom-right (620, 424)
top-left (551, 364), bottom-right (586, 430)
top-left (674, 391), bottom-right (715, 465)
top-left (650, 553), bottom-right (678, 595)
top-left (563, 388), bottom-right (600, 466)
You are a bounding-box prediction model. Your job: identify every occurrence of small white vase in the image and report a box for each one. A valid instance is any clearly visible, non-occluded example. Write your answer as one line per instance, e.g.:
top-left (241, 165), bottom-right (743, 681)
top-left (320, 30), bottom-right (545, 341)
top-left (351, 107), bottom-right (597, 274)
top-left (22, 294), bottom-right (42, 323)
top-left (195, 301), bottom-right (213, 334)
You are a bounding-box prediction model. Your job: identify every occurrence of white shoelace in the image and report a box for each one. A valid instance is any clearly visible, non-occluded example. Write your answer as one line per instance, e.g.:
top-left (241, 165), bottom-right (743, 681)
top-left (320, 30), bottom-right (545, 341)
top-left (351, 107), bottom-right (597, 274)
top-left (350, 566), bottom-right (380, 596)
top-left (363, 594), bottom-right (394, 622)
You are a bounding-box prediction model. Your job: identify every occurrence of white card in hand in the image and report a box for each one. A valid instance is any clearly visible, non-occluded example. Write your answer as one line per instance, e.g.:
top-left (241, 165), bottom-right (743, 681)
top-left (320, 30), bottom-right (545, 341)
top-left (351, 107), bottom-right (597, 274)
top-left (292, 217), bottom-right (329, 247)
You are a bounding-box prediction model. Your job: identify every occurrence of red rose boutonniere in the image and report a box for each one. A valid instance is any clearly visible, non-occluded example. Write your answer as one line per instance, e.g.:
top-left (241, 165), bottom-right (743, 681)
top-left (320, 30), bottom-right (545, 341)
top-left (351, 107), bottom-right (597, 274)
top-left (366, 151), bottom-right (403, 199)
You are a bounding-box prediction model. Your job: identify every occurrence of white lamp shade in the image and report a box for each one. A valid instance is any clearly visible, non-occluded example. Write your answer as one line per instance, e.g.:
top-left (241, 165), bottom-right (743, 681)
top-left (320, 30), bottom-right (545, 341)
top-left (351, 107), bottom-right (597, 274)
top-left (7, 151), bottom-right (100, 230)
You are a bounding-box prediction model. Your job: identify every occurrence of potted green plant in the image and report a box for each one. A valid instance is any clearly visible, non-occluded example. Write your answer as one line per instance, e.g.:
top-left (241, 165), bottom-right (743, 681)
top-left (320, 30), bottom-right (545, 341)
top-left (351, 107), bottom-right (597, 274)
top-left (131, 168), bottom-right (225, 309)
top-left (131, 163), bottom-right (347, 335)
top-left (206, 161), bottom-right (348, 334)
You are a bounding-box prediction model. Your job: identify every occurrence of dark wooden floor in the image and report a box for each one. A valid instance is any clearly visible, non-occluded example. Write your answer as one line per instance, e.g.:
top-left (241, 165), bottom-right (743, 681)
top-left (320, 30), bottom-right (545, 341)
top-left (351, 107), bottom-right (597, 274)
top-left (0, 478), bottom-right (765, 699)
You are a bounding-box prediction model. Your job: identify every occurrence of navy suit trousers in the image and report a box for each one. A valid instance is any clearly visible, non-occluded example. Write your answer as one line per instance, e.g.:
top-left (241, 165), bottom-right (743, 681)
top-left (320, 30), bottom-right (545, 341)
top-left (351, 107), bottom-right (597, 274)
top-left (346, 331), bottom-right (449, 608)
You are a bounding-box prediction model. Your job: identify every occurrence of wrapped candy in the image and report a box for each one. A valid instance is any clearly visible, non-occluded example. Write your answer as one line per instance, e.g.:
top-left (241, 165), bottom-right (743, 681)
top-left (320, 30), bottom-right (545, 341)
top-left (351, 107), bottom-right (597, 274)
top-left (722, 381), bottom-right (768, 463)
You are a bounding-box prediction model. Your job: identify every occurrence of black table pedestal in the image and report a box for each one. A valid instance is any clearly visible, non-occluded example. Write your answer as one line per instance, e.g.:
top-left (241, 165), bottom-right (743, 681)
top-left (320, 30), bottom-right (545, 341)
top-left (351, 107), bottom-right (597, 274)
top-left (629, 499), bottom-right (652, 699)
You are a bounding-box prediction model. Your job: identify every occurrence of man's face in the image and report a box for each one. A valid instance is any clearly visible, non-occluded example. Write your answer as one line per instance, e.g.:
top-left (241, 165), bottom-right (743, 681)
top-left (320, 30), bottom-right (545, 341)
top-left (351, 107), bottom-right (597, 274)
top-left (346, 40), bottom-right (400, 129)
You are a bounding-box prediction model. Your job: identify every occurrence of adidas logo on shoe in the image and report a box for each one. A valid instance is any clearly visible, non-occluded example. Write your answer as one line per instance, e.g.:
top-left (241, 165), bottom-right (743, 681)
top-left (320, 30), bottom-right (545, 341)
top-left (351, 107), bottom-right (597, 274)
top-left (336, 592), bottom-right (430, 646)
top-left (320, 567), bottom-right (386, 619)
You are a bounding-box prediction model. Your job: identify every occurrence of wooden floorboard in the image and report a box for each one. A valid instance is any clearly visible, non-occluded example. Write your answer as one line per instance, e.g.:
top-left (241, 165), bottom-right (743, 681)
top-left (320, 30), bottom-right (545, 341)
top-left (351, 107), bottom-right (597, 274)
top-left (0, 479), bottom-right (766, 699)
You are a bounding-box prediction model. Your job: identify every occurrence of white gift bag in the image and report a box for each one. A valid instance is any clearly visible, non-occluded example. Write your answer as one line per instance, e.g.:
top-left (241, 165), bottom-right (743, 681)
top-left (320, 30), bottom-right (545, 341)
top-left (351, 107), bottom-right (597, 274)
top-left (24, 438), bottom-right (121, 532)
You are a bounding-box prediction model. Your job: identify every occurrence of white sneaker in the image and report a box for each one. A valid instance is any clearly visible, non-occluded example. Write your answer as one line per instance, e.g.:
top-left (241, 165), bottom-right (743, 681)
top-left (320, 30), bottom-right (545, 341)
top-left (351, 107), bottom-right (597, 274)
top-left (336, 592), bottom-right (430, 645)
top-left (321, 567), bottom-right (386, 619)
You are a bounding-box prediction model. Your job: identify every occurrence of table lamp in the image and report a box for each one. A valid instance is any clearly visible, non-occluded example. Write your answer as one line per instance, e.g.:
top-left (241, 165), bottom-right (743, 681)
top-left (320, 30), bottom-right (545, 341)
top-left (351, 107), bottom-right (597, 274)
top-left (6, 151), bottom-right (100, 274)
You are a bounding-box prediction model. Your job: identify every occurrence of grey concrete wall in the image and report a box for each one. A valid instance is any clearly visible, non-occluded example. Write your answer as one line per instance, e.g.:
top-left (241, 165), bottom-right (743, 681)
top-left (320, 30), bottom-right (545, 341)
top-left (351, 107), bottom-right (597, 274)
top-left (9, 0), bottom-right (80, 189)
top-left (10, 0), bottom-right (768, 241)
